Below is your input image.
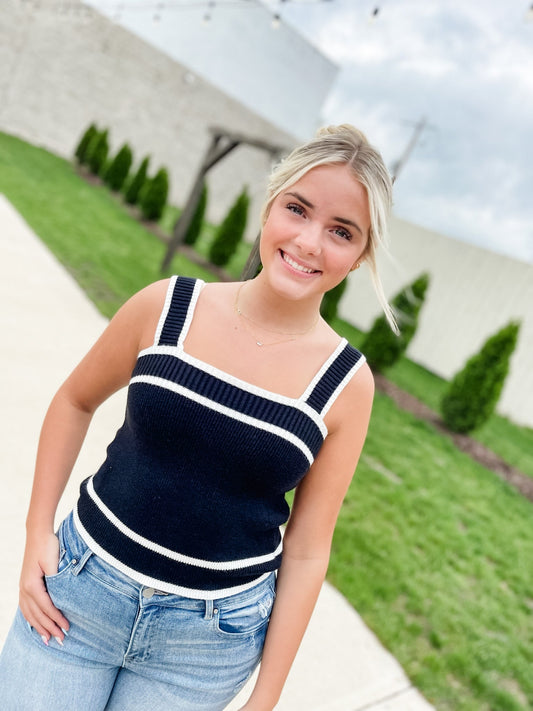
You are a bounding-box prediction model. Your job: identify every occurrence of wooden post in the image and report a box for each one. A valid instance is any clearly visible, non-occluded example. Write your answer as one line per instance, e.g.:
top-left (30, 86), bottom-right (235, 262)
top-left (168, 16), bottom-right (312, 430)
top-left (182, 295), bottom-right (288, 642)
top-left (161, 133), bottom-right (239, 272)
top-left (240, 232), bottom-right (261, 280)
top-left (161, 128), bottom-right (287, 273)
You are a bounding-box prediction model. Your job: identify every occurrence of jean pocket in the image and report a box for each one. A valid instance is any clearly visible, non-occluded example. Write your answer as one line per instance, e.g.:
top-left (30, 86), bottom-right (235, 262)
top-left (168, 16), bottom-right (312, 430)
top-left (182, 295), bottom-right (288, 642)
top-left (43, 543), bottom-right (69, 581)
top-left (215, 587), bottom-right (275, 637)
top-left (44, 513), bottom-right (91, 582)
top-left (43, 518), bottom-right (72, 581)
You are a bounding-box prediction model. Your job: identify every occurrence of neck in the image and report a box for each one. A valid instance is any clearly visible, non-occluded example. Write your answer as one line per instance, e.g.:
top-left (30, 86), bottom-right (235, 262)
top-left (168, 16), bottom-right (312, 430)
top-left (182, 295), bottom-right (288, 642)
top-left (238, 274), bottom-right (322, 335)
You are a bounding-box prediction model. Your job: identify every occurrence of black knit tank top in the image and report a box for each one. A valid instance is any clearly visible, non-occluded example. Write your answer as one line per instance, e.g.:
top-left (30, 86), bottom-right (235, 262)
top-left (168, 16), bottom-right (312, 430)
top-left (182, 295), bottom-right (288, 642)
top-left (75, 276), bottom-right (366, 599)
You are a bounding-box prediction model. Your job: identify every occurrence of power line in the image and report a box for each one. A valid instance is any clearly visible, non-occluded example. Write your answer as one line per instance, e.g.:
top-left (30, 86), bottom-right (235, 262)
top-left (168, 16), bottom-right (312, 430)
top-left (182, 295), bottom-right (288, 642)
top-left (390, 117), bottom-right (429, 183)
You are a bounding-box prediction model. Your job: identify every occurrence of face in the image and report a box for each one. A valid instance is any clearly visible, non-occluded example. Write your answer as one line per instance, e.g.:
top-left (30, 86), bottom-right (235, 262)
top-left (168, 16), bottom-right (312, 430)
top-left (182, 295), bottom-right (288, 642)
top-left (259, 163), bottom-right (371, 301)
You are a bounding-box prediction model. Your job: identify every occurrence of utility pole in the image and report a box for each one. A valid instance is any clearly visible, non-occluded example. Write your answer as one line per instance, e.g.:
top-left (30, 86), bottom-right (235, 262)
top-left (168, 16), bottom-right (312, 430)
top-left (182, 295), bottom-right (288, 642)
top-left (390, 117), bottom-right (427, 182)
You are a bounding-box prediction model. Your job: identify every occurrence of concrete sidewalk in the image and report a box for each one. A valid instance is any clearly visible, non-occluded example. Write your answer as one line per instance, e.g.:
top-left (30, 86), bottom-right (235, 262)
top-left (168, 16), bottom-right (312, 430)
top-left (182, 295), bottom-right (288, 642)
top-left (0, 194), bottom-right (434, 710)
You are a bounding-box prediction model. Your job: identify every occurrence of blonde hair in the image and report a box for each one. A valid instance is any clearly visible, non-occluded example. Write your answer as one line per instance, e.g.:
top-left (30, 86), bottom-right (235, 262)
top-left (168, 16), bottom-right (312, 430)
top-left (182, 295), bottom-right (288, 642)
top-left (261, 124), bottom-right (398, 333)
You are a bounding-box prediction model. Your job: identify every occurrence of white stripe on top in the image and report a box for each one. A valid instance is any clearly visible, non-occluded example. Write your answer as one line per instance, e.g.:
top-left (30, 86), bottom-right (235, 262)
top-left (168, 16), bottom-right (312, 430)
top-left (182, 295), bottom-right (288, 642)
top-left (153, 275), bottom-right (178, 346)
top-left (73, 507), bottom-right (272, 600)
top-left (129, 373), bottom-right (316, 465)
top-left (85, 477), bottom-right (284, 570)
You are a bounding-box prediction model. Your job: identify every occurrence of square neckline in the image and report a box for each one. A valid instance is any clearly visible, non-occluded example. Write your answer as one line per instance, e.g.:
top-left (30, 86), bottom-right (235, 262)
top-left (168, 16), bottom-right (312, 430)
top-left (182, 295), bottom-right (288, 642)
top-left (172, 278), bottom-right (348, 407)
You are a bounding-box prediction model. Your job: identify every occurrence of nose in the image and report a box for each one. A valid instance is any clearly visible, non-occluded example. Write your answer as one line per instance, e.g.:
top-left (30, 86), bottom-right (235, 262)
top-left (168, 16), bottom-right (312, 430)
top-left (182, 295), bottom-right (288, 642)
top-left (294, 223), bottom-right (322, 255)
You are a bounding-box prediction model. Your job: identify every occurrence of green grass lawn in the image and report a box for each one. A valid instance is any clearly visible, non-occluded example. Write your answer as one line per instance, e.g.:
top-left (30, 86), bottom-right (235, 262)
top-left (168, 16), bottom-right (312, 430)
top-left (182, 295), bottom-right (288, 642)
top-left (332, 394), bottom-right (533, 711)
top-left (0, 132), bottom-right (216, 318)
top-left (2, 130), bottom-right (532, 710)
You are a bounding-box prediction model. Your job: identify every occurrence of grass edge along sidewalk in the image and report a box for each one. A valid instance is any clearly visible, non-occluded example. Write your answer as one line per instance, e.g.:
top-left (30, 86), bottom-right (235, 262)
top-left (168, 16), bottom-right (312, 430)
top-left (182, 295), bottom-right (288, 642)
top-left (1, 130), bottom-right (532, 710)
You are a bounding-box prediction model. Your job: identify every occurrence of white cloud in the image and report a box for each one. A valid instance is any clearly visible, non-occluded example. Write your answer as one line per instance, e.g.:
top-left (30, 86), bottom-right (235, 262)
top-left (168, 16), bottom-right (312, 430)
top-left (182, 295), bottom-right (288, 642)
top-left (281, 0), bottom-right (533, 264)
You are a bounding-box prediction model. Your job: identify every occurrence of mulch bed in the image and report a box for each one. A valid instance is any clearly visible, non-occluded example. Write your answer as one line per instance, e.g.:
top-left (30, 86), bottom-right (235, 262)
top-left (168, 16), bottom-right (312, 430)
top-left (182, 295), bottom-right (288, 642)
top-left (373, 373), bottom-right (533, 502)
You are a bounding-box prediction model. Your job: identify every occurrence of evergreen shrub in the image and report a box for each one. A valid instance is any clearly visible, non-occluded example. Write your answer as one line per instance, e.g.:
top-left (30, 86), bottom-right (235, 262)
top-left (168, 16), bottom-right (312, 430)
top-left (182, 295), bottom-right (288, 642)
top-left (74, 123), bottom-right (98, 164)
top-left (209, 187), bottom-right (249, 267)
top-left (184, 182), bottom-right (208, 246)
top-left (441, 321), bottom-right (520, 433)
top-left (104, 143), bottom-right (133, 192)
top-left (124, 156), bottom-right (150, 205)
top-left (87, 129), bottom-right (109, 176)
top-left (140, 167), bottom-right (169, 220)
top-left (362, 272), bottom-right (430, 371)
top-left (321, 277), bottom-right (347, 323)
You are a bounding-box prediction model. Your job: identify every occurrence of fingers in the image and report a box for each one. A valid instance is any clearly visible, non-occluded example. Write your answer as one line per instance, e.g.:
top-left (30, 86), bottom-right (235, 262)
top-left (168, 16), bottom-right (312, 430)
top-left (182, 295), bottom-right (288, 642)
top-left (19, 576), bottom-right (69, 644)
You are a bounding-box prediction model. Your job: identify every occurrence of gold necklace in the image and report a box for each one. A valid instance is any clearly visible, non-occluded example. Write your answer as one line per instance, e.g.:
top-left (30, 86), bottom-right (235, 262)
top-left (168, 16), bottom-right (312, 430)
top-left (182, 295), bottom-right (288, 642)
top-left (234, 282), bottom-right (319, 347)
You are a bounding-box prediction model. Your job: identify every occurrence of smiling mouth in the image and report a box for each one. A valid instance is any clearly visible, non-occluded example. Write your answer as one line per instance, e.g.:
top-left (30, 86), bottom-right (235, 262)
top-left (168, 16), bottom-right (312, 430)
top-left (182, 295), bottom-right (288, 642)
top-left (280, 251), bottom-right (320, 274)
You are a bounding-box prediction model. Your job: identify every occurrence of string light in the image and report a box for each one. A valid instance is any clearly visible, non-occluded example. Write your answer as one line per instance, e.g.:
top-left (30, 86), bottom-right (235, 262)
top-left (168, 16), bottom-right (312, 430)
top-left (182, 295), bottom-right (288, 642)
top-left (153, 0), bottom-right (164, 20)
top-left (202, 0), bottom-right (215, 22)
top-left (16, 0), bottom-right (336, 12)
top-left (368, 6), bottom-right (380, 23)
top-left (16, 0), bottom-right (337, 27)
top-left (57, 0), bottom-right (336, 10)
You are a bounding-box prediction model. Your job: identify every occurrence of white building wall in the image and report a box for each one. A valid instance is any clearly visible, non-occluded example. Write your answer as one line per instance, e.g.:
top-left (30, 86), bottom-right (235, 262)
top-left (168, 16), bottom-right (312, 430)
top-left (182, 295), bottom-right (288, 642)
top-left (0, 0), bottom-right (306, 237)
top-left (342, 216), bottom-right (533, 427)
top-left (85, 0), bottom-right (338, 140)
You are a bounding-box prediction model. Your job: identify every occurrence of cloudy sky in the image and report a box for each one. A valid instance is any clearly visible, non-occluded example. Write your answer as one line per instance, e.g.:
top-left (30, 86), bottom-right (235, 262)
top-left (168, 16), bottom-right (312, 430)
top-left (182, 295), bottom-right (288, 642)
top-left (265, 0), bottom-right (533, 265)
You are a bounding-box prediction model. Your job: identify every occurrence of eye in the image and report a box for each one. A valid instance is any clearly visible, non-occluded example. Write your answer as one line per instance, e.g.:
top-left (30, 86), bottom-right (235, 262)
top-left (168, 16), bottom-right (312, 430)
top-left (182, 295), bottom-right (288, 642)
top-left (333, 226), bottom-right (352, 241)
top-left (286, 202), bottom-right (305, 216)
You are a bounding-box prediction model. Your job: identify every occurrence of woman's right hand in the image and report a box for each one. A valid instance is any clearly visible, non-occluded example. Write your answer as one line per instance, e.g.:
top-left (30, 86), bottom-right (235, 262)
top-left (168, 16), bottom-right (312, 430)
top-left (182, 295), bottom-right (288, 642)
top-left (18, 533), bottom-right (70, 645)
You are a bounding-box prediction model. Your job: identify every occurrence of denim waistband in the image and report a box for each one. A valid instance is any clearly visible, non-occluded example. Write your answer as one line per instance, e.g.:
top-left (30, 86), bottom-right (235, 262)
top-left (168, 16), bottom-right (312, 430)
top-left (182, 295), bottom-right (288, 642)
top-left (60, 510), bottom-right (276, 612)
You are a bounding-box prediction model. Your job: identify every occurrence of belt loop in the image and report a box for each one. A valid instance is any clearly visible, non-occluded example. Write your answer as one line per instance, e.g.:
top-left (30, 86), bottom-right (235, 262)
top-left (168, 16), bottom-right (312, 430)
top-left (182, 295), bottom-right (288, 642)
top-left (71, 547), bottom-right (93, 576)
top-left (204, 599), bottom-right (214, 620)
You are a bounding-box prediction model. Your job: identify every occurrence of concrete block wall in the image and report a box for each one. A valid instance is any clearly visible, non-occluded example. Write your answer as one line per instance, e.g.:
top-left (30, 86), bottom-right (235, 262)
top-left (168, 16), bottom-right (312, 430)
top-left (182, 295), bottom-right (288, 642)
top-left (0, 0), bottom-right (298, 238)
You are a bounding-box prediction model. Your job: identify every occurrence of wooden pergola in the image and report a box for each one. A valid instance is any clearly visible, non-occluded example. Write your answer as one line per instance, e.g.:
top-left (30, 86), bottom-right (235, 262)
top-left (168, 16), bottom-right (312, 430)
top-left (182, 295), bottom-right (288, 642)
top-left (161, 127), bottom-right (288, 276)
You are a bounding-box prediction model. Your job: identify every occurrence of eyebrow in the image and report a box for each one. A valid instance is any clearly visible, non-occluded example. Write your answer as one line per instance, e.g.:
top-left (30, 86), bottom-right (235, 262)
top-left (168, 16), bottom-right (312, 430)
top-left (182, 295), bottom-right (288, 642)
top-left (284, 191), bottom-right (364, 236)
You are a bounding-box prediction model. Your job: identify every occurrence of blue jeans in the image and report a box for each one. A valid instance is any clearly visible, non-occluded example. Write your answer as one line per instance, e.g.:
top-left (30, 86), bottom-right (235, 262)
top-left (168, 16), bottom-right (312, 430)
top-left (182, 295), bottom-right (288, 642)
top-left (0, 511), bottom-right (275, 710)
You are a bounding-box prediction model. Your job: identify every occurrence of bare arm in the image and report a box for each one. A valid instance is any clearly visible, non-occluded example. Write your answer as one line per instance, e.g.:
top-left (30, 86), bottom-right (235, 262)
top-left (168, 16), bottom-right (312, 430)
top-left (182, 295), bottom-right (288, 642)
top-left (239, 363), bottom-right (375, 710)
top-left (19, 280), bottom-right (169, 644)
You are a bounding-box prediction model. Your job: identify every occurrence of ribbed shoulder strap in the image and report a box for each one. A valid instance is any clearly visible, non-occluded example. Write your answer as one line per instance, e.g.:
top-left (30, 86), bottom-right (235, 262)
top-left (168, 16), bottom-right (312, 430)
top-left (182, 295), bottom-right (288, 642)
top-left (304, 340), bottom-right (366, 417)
top-left (154, 275), bottom-right (200, 346)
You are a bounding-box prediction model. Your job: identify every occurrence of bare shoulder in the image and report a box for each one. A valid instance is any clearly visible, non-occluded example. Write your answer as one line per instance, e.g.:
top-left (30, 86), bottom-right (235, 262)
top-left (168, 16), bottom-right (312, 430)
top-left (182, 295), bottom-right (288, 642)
top-left (348, 359), bottom-right (375, 396)
top-left (109, 278), bottom-right (173, 349)
top-left (199, 280), bottom-right (237, 304)
top-left (108, 278), bottom-right (172, 319)
top-left (337, 359), bottom-right (375, 412)
top-left (125, 278), bottom-right (172, 310)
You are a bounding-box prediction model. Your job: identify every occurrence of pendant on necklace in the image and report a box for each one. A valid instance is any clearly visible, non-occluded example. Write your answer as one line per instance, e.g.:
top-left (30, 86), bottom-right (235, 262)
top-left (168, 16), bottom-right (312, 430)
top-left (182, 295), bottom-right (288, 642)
top-left (256, 341), bottom-right (263, 347)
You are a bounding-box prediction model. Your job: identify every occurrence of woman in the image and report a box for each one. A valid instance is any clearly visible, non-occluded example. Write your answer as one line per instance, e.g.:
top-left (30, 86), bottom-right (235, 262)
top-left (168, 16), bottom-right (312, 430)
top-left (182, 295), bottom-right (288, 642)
top-left (0, 124), bottom-right (396, 710)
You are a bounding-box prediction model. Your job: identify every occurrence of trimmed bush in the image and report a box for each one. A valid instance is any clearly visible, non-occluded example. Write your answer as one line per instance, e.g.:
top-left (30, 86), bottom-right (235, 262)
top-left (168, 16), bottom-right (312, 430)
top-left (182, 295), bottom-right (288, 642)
top-left (87, 129), bottom-right (109, 176)
top-left (362, 273), bottom-right (430, 371)
top-left (104, 143), bottom-right (133, 192)
top-left (140, 167), bottom-right (169, 221)
top-left (124, 156), bottom-right (150, 205)
top-left (74, 123), bottom-right (98, 165)
top-left (441, 321), bottom-right (520, 433)
top-left (184, 182), bottom-right (208, 246)
top-left (321, 277), bottom-right (347, 323)
top-left (209, 187), bottom-right (249, 267)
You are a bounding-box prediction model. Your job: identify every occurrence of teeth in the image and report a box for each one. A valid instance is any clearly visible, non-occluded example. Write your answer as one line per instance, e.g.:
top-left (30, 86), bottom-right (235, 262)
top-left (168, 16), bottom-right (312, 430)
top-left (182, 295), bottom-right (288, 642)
top-left (282, 252), bottom-right (316, 273)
